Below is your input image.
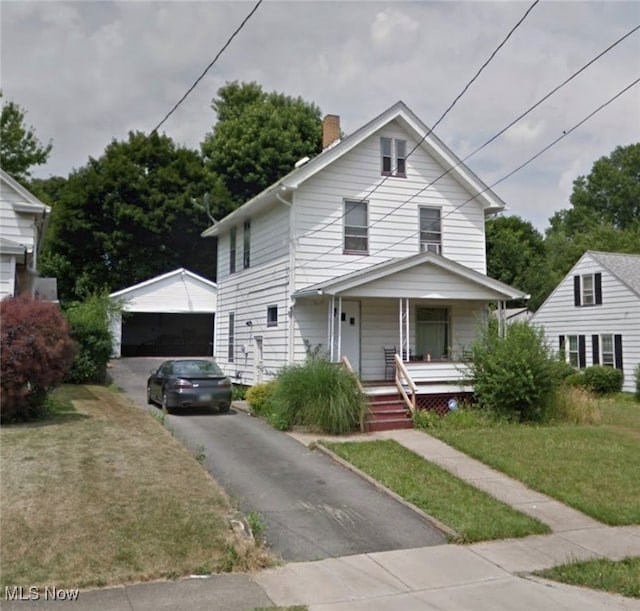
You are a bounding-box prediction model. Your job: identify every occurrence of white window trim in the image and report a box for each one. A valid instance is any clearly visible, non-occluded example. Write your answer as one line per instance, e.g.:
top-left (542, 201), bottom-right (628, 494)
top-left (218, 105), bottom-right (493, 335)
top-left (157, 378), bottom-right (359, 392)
top-left (600, 334), bottom-right (615, 367)
top-left (566, 335), bottom-right (579, 367)
top-left (267, 305), bottom-right (278, 328)
top-left (581, 274), bottom-right (594, 306)
top-left (343, 199), bottom-right (369, 255)
top-left (419, 206), bottom-right (442, 254)
top-left (380, 137), bottom-right (407, 177)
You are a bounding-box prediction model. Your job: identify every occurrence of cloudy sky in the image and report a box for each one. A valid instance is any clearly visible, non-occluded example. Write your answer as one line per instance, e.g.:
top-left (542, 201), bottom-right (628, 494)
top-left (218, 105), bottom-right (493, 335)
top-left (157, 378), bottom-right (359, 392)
top-left (2, 0), bottom-right (638, 231)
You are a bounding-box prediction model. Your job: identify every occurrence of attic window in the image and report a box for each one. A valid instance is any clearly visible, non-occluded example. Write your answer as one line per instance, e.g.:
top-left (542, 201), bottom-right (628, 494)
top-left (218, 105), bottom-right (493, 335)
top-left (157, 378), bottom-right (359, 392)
top-left (381, 137), bottom-right (407, 177)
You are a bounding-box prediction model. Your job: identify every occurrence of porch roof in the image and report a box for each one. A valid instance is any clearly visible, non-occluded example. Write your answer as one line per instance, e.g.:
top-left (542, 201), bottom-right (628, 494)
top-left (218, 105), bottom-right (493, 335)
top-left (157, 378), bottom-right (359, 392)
top-left (0, 237), bottom-right (27, 256)
top-left (293, 252), bottom-right (528, 301)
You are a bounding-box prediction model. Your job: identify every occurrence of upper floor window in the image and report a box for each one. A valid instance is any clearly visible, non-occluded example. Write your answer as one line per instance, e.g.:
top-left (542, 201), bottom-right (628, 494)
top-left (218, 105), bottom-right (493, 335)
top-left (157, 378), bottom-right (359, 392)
top-left (419, 207), bottom-right (442, 254)
top-left (380, 137), bottom-right (406, 177)
top-left (573, 272), bottom-right (602, 306)
top-left (267, 305), bottom-right (278, 327)
top-left (243, 220), bottom-right (251, 269)
top-left (229, 227), bottom-right (236, 274)
top-left (344, 200), bottom-right (368, 254)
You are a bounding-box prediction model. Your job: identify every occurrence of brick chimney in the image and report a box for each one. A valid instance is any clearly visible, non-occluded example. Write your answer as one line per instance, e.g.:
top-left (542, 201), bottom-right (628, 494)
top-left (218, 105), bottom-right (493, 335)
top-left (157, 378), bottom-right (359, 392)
top-left (322, 114), bottom-right (340, 149)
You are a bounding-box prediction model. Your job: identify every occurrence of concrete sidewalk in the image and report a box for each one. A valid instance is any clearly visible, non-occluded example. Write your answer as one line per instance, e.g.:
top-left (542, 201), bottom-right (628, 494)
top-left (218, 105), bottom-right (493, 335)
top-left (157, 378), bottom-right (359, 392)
top-left (5, 427), bottom-right (640, 610)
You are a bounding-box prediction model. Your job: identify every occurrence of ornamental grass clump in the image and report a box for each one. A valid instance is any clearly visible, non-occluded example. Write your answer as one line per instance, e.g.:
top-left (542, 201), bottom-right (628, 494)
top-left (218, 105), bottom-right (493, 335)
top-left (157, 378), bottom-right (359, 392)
top-left (271, 355), bottom-right (367, 434)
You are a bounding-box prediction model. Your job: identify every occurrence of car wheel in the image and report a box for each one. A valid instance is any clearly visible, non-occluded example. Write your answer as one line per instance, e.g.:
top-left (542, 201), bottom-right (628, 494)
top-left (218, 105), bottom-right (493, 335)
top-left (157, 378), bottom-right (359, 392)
top-left (218, 403), bottom-right (230, 414)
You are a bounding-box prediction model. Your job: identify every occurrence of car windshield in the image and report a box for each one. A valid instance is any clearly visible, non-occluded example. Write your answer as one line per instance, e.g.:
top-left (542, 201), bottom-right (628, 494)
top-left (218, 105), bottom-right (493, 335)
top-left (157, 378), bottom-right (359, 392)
top-left (172, 360), bottom-right (224, 377)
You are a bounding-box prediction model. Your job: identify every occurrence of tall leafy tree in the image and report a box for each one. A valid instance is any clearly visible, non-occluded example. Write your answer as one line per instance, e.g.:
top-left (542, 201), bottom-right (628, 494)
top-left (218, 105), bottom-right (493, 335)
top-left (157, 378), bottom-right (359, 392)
top-left (0, 92), bottom-right (52, 182)
top-left (41, 131), bottom-right (226, 301)
top-left (544, 143), bottom-right (640, 282)
top-left (486, 215), bottom-right (552, 310)
top-left (201, 81), bottom-right (323, 207)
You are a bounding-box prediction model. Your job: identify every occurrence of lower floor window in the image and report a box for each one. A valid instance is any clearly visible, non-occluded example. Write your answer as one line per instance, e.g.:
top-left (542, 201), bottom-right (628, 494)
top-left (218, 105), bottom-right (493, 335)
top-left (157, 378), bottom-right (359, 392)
top-left (567, 335), bottom-right (579, 367)
top-left (600, 334), bottom-right (615, 367)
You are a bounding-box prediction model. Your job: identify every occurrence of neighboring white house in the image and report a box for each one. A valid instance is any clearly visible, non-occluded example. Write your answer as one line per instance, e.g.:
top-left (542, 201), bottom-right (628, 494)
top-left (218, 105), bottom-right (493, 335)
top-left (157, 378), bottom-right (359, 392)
top-left (531, 251), bottom-right (640, 393)
top-left (202, 101), bottom-right (526, 393)
top-left (109, 268), bottom-right (217, 358)
top-left (0, 169), bottom-right (51, 300)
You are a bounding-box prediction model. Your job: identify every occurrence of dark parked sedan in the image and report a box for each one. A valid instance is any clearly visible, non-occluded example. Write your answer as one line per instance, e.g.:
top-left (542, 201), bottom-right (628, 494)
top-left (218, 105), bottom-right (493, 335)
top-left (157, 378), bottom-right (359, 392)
top-left (147, 359), bottom-right (232, 413)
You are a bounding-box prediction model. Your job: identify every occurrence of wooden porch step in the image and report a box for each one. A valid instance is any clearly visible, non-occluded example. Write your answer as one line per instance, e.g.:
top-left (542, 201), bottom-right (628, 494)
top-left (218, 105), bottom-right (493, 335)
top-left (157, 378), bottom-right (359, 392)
top-left (365, 418), bottom-right (413, 432)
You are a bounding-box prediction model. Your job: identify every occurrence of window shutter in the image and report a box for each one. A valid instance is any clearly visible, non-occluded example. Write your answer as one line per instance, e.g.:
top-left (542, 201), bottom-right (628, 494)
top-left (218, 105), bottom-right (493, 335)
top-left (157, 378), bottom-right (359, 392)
top-left (614, 334), bottom-right (623, 371)
top-left (595, 272), bottom-right (602, 305)
top-left (592, 335), bottom-right (599, 365)
top-left (559, 335), bottom-right (565, 354)
top-left (578, 335), bottom-right (586, 368)
top-left (573, 276), bottom-right (581, 306)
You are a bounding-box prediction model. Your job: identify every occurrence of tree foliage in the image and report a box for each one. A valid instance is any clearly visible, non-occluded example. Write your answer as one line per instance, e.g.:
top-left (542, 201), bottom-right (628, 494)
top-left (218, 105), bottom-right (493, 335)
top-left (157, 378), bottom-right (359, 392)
top-left (0, 91), bottom-right (52, 182)
top-left (0, 295), bottom-right (77, 422)
top-left (201, 81), bottom-right (323, 207)
top-left (41, 131), bottom-right (224, 301)
top-left (486, 216), bottom-right (553, 310)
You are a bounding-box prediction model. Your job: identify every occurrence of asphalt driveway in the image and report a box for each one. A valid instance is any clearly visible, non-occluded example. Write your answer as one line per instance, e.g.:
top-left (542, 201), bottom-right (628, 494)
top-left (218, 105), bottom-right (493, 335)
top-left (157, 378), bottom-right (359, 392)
top-left (109, 357), bottom-right (446, 561)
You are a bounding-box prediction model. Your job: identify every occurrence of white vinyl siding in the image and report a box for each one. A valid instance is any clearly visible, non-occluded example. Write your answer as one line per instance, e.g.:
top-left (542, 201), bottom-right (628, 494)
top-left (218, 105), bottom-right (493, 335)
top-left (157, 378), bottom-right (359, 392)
top-left (532, 252), bottom-right (640, 392)
top-left (214, 257), bottom-right (289, 385)
top-left (293, 121), bottom-right (487, 292)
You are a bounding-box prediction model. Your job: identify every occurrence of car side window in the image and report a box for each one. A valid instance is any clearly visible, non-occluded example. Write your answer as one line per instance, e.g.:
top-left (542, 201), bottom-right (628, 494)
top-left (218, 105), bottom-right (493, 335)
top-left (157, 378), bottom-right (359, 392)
top-left (158, 363), bottom-right (172, 377)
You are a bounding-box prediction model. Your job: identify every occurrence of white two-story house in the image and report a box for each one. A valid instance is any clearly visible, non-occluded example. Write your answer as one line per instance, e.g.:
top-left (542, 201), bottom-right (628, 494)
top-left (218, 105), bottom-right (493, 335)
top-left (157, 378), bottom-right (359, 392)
top-left (203, 102), bottom-right (525, 422)
top-left (0, 169), bottom-right (52, 300)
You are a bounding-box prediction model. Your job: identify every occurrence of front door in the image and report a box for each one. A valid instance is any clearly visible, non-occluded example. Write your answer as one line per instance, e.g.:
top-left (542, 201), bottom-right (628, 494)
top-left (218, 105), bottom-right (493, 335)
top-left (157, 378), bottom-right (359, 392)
top-left (333, 300), bottom-right (360, 373)
top-left (254, 336), bottom-right (263, 383)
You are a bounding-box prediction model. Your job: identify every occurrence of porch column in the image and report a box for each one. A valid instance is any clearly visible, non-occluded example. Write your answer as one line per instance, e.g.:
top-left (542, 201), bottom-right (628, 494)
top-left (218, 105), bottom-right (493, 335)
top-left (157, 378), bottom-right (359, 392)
top-left (398, 298), bottom-right (403, 362)
top-left (337, 296), bottom-right (343, 361)
top-left (399, 298), bottom-right (409, 362)
top-left (405, 298), bottom-right (410, 362)
top-left (328, 296), bottom-right (335, 360)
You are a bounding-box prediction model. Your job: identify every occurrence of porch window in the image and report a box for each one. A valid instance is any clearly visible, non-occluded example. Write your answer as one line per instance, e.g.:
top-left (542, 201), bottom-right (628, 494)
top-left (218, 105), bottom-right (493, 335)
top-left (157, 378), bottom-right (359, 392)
top-left (416, 307), bottom-right (449, 360)
top-left (344, 200), bottom-right (368, 254)
top-left (419, 207), bottom-right (442, 254)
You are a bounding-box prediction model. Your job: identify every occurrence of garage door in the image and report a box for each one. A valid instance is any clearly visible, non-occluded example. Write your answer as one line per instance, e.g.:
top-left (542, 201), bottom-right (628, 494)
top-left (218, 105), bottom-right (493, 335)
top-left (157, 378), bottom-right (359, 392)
top-left (121, 312), bottom-right (214, 357)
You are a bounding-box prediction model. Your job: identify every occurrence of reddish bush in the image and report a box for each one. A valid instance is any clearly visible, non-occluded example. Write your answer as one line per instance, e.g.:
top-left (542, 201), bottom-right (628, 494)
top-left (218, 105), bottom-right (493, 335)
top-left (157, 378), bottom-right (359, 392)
top-left (1, 295), bottom-right (77, 422)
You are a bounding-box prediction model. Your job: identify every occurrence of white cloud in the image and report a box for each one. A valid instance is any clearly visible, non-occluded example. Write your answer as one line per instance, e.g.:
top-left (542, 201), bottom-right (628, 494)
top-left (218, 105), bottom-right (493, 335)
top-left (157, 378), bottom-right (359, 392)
top-left (1, 0), bottom-right (638, 232)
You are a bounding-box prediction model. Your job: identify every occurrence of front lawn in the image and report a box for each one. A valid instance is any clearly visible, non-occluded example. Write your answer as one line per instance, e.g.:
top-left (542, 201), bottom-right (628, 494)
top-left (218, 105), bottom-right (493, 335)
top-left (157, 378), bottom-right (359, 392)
top-left (323, 440), bottom-right (550, 543)
top-left (536, 556), bottom-right (640, 599)
top-left (0, 385), bottom-right (272, 591)
top-left (424, 397), bottom-right (640, 525)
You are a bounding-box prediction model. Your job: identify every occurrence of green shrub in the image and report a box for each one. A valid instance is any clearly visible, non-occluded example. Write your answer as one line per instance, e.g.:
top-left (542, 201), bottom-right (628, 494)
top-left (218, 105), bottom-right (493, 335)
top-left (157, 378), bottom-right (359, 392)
top-left (551, 359), bottom-right (577, 381)
top-left (581, 365), bottom-right (623, 395)
top-left (64, 294), bottom-right (116, 384)
top-left (635, 364), bottom-right (640, 402)
top-left (564, 372), bottom-right (586, 388)
top-left (245, 381), bottom-right (277, 416)
top-left (1, 295), bottom-right (77, 423)
top-left (232, 384), bottom-right (248, 401)
top-left (271, 355), bottom-right (367, 434)
top-left (469, 320), bottom-right (559, 422)
top-left (413, 406), bottom-right (500, 431)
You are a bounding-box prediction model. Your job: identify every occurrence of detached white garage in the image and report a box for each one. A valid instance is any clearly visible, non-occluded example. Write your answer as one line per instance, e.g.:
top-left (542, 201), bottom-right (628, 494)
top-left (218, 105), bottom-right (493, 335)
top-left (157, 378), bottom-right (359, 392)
top-left (109, 268), bottom-right (217, 358)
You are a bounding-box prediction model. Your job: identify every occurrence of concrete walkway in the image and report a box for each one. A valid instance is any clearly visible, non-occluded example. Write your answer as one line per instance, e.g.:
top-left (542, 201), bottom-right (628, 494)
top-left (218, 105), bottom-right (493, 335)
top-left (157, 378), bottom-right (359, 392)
top-left (6, 427), bottom-right (640, 610)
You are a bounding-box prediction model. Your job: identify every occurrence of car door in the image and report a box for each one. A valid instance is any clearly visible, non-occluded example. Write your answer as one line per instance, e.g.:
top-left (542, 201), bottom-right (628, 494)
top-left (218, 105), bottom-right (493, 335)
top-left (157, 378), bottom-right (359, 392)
top-left (151, 362), bottom-right (170, 401)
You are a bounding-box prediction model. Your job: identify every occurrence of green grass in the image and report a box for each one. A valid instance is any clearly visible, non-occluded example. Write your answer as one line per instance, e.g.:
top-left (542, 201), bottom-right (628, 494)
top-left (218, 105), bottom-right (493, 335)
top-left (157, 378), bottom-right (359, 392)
top-left (323, 440), bottom-right (550, 543)
top-left (426, 397), bottom-right (640, 525)
top-left (536, 556), bottom-right (640, 599)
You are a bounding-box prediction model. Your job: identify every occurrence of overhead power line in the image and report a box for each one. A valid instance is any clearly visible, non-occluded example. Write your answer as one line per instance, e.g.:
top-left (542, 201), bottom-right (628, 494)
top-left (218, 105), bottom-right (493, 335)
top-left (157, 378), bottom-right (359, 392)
top-left (300, 0), bottom-right (540, 242)
top-left (316, 76), bottom-right (640, 276)
top-left (151, 0), bottom-right (263, 134)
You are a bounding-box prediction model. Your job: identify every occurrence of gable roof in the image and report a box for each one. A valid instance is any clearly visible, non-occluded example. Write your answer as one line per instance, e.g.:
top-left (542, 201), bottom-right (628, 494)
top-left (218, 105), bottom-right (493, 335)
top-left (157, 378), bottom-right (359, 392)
top-left (109, 268), bottom-right (217, 298)
top-left (589, 251), bottom-right (640, 297)
top-left (293, 251), bottom-right (527, 300)
top-left (0, 169), bottom-right (51, 215)
top-left (202, 101), bottom-right (506, 238)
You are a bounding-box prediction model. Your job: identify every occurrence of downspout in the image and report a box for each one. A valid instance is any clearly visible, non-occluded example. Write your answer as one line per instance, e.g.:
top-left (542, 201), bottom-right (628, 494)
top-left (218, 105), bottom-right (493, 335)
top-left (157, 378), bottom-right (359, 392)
top-left (276, 188), bottom-right (295, 364)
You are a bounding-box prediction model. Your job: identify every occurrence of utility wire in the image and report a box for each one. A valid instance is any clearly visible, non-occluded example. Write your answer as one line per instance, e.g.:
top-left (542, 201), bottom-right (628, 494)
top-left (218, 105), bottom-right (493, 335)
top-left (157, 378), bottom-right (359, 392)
top-left (300, 0), bottom-right (540, 242)
top-left (151, 0), bottom-right (263, 134)
top-left (297, 23), bottom-right (640, 263)
top-left (310, 76), bottom-right (640, 276)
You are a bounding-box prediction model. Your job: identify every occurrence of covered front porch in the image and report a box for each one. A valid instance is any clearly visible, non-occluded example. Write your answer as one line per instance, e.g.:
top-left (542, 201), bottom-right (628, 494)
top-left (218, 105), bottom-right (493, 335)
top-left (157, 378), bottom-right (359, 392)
top-left (293, 252), bottom-right (527, 429)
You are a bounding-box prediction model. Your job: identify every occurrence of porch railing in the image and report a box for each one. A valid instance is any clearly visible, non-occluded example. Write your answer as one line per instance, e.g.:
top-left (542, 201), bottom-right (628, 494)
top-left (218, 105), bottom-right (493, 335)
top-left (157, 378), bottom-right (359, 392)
top-left (394, 353), bottom-right (417, 414)
top-left (340, 356), bottom-right (366, 432)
